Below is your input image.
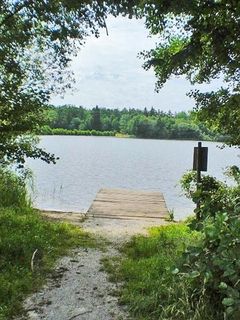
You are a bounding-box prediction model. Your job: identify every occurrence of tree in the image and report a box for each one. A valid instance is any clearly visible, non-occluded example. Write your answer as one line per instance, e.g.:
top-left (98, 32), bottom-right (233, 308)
top-left (0, 0), bottom-right (135, 166)
top-left (91, 106), bottom-right (102, 131)
top-left (154, 117), bottom-right (168, 138)
top-left (143, 107), bottom-right (149, 116)
top-left (129, 115), bottom-right (153, 138)
top-left (149, 107), bottom-right (157, 116)
top-left (141, 0), bottom-right (240, 146)
top-left (120, 114), bottom-right (132, 134)
top-left (69, 117), bottom-right (81, 130)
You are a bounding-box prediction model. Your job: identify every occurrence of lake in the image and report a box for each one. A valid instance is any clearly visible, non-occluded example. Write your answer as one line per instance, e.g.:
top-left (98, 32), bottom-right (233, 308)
top-left (26, 136), bottom-right (240, 220)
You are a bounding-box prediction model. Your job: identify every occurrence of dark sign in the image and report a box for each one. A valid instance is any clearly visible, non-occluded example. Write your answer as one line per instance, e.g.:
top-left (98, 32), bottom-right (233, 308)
top-left (193, 146), bottom-right (208, 172)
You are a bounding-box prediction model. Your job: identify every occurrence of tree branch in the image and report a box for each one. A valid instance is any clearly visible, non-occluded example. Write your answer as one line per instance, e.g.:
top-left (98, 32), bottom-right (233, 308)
top-left (0, 0), bottom-right (34, 28)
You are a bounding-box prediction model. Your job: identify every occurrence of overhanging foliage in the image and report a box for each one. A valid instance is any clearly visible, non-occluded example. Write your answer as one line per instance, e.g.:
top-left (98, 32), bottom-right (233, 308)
top-left (0, 0), bottom-right (239, 166)
top-left (141, 0), bottom-right (240, 146)
top-left (0, 0), bottom-right (138, 165)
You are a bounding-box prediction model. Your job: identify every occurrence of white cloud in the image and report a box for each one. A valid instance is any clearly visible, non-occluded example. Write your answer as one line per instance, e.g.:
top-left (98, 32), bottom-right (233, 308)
top-left (50, 16), bottom-right (223, 112)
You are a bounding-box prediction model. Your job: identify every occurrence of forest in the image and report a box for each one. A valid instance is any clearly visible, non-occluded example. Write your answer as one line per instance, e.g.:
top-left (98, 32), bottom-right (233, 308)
top-left (41, 105), bottom-right (224, 141)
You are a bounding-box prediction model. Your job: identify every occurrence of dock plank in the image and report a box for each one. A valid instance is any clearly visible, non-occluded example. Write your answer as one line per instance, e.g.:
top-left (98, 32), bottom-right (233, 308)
top-left (87, 188), bottom-right (168, 219)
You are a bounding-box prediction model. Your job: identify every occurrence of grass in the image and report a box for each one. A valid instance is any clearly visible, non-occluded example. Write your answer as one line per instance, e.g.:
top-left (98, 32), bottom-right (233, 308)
top-left (0, 168), bottom-right (98, 319)
top-left (0, 207), bottom-right (97, 320)
top-left (103, 223), bottom-right (217, 320)
top-left (115, 133), bottom-right (134, 138)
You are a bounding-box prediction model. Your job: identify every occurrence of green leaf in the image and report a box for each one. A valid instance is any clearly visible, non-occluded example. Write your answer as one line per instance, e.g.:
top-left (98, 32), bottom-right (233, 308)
top-left (222, 298), bottom-right (235, 307)
top-left (219, 282), bottom-right (228, 290)
top-left (225, 306), bottom-right (234, 315)
top-left (223, 269), bottom-right (236, 277)
top-left (172, 268), bottom-right (179, 275)
top-left (190, 270), bottom-right (200, 278)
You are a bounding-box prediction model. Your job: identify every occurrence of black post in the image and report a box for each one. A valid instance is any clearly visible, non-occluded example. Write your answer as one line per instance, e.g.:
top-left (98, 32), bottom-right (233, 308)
top-left (196, 142), bottom-right (202, 220)
top-left (197, 142), bottom-right (202, 184)
top-left (193, 142), bottom-right (208, 221)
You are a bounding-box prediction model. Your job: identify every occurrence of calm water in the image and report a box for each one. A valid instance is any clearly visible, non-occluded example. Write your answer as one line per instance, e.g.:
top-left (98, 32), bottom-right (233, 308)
top-left (26, 136), bottom-right (240, 220)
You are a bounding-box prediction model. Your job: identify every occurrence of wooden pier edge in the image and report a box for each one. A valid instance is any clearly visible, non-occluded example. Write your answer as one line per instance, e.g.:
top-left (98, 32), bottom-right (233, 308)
top-left (87, 188), bottom-right (169, 220)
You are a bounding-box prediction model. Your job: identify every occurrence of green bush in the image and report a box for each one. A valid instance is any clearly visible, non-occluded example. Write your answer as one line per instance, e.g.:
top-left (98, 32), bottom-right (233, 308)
top-left (0, 168), bottom-right (29, 208)
top-left (39, 127), bottom-right (116, 137)
top-left (181, 211), bottom-right (240, 319)
top-left (181, 168), bottom-right (239, 222)
top-left (180, 166), bottom-right (240, 319)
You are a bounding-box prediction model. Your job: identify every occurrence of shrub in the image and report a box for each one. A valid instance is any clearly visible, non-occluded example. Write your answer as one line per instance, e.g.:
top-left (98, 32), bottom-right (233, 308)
top-left (179, 166), bottom-right (240, 319)
top-left (181, 169), bottom-right (239, 222)
top-left (0, 168), bottom-right (29, 208)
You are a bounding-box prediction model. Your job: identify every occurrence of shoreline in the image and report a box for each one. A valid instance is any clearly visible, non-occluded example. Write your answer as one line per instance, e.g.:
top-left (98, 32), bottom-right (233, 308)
top-left (38, 132), bottom-right (224, 143)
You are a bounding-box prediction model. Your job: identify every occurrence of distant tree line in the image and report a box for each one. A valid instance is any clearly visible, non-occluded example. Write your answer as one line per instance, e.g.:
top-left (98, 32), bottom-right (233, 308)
top-left (41, 105), bottom-right (226, 141)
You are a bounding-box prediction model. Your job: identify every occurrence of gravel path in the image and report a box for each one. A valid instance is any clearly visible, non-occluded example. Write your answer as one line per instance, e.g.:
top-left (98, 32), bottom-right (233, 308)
top-left (17, 214), bottom-right (167, 320)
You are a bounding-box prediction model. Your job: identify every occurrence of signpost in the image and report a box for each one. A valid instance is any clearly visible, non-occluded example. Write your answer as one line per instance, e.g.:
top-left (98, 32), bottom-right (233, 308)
top-left (193, 142), bottom-right (208, 219)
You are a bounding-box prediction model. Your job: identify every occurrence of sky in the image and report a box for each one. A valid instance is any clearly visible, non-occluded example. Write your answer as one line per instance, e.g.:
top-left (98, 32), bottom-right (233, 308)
top-left (50, 16), bottom-right (223, 112)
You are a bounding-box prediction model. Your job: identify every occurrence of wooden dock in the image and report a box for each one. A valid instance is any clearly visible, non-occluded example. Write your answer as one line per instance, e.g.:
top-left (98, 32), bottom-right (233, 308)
top-left (87, 188), bottom-right (169, 220)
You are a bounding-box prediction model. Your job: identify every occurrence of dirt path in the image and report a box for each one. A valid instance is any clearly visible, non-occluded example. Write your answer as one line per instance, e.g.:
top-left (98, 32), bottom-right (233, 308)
top-left (17, 213), bottom-right (167, 320)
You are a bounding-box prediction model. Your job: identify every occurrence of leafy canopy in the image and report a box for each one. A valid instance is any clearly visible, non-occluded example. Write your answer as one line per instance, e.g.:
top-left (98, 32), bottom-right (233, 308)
top-left (140, 0), bottom-right (240, 146)
top-left (0, 0), bottom-right (137, 165)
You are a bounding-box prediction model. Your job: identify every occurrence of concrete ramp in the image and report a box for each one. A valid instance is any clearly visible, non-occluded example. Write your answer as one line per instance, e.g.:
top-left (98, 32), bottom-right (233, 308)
top-left (87, 188), bottom-right (169, 220)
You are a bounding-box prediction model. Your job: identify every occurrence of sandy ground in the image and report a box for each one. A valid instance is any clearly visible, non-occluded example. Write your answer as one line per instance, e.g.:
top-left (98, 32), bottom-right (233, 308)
top-left (16, 212), bottom-right (167, 320)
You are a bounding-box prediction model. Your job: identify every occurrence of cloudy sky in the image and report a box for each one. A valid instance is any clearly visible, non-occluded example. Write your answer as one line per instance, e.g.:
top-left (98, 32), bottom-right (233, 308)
top-left (51, 16), bottom-right (223, 112)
